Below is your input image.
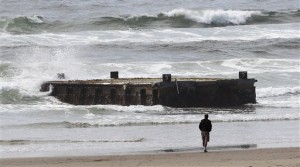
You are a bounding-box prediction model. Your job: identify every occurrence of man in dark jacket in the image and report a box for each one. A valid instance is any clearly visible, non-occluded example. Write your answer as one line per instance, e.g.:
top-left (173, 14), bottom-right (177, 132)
top-left (199, 114), bottom-right (212, 152)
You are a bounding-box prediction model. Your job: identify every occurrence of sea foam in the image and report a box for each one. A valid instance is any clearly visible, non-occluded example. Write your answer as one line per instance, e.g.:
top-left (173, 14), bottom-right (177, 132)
top-left (164, 9), bottom-right (261, 25)
top-left (1, 23), bottom-right (299, 47)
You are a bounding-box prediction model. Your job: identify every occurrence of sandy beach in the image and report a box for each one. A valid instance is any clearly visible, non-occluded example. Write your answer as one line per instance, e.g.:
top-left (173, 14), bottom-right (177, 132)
top-left (1, 147), bottom-right (299, 167)
top-left (1, 0), bottom-right (300, 165)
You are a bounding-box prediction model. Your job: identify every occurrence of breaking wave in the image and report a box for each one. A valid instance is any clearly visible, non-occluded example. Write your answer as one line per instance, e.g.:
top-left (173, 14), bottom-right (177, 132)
top-left (0, 63), bottom-right (20, 78)
top-left (98, 9), bottom-right (260, 27)
top-left (0, 15), bottom-right (44, 33)
top-left (0, 87), bottom-right (23, 104)
top-left (163, 9), bottom-right (261, 25)
top-left (1, 9), bottom-right (299, 34)
top-left (0, 86), bottom-right (46, 104)
top-left (91, 9), bottom-right (300, 28)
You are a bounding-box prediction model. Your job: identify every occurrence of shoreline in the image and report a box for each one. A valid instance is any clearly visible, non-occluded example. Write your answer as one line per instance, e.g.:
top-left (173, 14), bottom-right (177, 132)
top-left (1, 147), bottom-right (299, 167)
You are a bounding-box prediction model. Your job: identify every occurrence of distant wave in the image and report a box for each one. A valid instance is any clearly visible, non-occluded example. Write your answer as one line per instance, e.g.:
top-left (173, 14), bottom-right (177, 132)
top-left (1, 24), bottom-right (299, 48)
top-left (257, 86), bottom-right (300, 98)
top-left (0, 138), bottom-right (144, 145)
top-left (97, 9), bottom-right (260, 27)
top-left (254, 86), bottom-right (300, 108)
top-left (0, 9), bottom-right (299, 34)
top-left (7, 114), bottom-right (299, 128)
top-left (221, 58), bottom-right (300, 74)
top-left (114, 9), bottom-right (299, 27)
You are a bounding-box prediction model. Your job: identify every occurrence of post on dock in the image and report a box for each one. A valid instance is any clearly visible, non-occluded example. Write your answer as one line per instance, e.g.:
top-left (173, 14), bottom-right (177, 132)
top-left (239, 71), bottom-right (247, 79)
top-left (110, 71), bottom-right (119, 79)
top-left (162, 74), bottom-right (171, 82)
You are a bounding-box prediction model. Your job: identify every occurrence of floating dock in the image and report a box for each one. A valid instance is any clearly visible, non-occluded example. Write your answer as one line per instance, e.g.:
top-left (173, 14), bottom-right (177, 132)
top-left (40, 71), bottom-right (257, 107)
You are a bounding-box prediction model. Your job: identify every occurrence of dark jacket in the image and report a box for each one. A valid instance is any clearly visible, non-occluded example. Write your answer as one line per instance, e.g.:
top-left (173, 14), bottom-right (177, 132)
top-left (199, 119), bottom-right (212, 132)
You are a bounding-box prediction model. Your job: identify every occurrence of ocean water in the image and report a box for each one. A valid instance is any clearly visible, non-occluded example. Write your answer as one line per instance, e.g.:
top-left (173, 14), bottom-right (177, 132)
top-left (0, 0), bottom-right (299, 158)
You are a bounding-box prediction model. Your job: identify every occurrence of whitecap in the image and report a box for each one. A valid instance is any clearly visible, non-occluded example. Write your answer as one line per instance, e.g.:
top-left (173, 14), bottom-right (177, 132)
top-left (164, 8), bottom-right (261, 25)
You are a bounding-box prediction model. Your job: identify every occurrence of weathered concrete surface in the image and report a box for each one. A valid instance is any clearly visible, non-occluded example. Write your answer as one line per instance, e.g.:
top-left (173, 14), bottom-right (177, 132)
top-left (40, 73), bottom-right (257, 107)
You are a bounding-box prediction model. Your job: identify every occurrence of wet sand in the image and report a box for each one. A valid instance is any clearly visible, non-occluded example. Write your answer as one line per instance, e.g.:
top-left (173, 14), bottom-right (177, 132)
top-left (1, 147), bottom-right (299, 167)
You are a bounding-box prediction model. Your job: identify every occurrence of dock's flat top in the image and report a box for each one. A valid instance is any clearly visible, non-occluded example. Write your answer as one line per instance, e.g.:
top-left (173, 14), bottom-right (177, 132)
top-left (46, 77), bottom-right (225, 85)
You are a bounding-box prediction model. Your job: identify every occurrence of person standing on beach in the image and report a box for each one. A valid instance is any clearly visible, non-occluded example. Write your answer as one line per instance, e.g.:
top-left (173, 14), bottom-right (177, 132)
top-left (199, 114), bottom-right (212, 152)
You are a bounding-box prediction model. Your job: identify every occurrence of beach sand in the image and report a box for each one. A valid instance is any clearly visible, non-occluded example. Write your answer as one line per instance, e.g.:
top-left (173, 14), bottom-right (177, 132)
top-left (1, 147), bottom-right (299, 167)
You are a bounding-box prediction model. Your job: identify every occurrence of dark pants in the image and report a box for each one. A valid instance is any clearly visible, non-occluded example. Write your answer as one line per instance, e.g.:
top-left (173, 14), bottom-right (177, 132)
top-left (201, 131), bottom-right (210, 148)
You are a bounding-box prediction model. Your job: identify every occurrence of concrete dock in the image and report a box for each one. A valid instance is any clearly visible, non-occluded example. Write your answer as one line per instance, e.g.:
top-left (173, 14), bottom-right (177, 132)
top-left (40, 71), bottom-right (257, 107)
